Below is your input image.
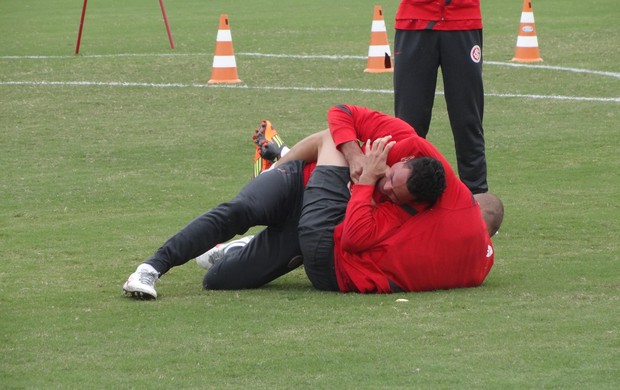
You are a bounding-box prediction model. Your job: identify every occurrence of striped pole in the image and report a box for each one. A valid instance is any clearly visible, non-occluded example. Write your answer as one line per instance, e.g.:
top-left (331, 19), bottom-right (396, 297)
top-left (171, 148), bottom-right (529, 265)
top-left (208, 14), bottom-right (241, 83)
top-left (364, 5), bottom-right (393, 73)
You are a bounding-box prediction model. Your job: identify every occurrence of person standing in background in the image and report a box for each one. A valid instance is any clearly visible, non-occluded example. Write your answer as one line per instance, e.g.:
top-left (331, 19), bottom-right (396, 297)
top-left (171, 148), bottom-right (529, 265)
top-left (393, 0), bottom-right (488, 194)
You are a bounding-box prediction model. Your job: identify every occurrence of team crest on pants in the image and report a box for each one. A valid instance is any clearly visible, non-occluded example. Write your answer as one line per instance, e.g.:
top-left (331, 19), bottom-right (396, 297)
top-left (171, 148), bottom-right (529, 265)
top-left (470, 45), bottom-right (481, 63)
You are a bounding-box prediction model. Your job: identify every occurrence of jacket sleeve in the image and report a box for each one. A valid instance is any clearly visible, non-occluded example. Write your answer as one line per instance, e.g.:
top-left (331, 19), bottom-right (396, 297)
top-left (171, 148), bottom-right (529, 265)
top-left (327, 104), bottom-right (418, 148)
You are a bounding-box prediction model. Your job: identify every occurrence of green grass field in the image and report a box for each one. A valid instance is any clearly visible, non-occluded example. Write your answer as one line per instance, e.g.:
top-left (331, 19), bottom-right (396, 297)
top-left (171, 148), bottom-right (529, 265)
top-left (1, 0), bottom-right (618, 388)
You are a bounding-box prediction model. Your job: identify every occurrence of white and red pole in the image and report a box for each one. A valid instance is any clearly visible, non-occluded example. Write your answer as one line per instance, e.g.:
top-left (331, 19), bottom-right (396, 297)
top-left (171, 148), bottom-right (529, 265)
top-left (159, 0), bottom-right (175, 49)
top-left (75, 0), bottom-right (88, 55)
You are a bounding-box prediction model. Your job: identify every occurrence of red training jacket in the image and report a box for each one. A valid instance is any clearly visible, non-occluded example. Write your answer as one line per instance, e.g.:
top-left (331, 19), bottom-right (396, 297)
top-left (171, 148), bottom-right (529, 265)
top-left (395, 0), bottom-right (482, 31)
top-left (327, 105), bottom-right (494, 293)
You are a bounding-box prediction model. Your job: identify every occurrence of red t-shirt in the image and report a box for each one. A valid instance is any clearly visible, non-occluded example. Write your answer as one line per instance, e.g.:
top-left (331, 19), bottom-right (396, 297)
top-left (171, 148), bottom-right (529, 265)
top-left (327, 105), bottom-right (494, 293)
top-left (395, 0), bottom-right (482, 31)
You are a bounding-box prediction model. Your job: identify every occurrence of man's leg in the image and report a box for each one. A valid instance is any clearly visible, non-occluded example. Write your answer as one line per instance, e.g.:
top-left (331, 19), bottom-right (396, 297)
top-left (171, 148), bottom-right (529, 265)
top-left (203, 222), bottom-right (303, 290)
top-left (393, 29), bottom-right (440, 138)
top-left (123, 160), bottom-right (306, 298)
top-left (298, 132), bottom-right (350, 291)
top-left (203, 130), bottom-right (331, 290)
top-left (209, 129), bottom-right (335, 290)
top-left (440, 29), bottom-right (488, 194)
top-left (145, 162), bottom-right (305, 275)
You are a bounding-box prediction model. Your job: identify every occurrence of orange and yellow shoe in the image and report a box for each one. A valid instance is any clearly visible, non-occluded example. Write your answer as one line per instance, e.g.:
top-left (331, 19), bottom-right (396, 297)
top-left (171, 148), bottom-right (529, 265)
top-left (252, 120), bottom-right (285, 162)
top-left (252, 147), bottom-right (274, 179)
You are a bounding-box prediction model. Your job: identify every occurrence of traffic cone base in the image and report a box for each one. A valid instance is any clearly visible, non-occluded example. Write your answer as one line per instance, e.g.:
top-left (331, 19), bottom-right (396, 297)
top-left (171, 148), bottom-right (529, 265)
top-left (364, 5), bottom-right (393, 73)
top-left (208, 70), bottom-right (241, 84)
top-left (365, 54), bottom-right (392, 73)
top-left (209, 14), bottom-right (242, 83)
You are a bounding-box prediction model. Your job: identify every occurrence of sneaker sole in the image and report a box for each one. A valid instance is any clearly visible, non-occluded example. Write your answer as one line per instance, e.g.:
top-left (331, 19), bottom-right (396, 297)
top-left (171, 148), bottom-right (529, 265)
top-left (123, 288), bottom-right (157, 300)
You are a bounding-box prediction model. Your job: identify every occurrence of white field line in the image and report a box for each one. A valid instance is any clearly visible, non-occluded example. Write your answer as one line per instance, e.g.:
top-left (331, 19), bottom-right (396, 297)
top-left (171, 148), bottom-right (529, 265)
top-left (1, 52), bottom-right (619, 79)
top-left (1, 53), bottom-right (618, 102)
top-left (2, 80), bottom-right (618, 103)
top-left (485, 60), bottom-right (620, 80)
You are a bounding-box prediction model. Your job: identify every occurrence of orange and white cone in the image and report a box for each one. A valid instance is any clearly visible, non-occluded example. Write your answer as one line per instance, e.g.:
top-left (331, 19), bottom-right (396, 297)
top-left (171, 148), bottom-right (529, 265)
top-left (208, 14), bottom-right (241, 83)
top-left (364, 5), bottom-right (393, 73)
top-left (511, 0), bottom-right (543, 62)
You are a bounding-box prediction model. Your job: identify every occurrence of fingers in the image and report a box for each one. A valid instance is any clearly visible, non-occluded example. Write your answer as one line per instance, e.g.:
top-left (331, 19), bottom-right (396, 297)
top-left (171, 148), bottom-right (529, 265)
top-left (365, 136), bottom-right (394, 155)
top-left (373, 135), bottom-right (393, 151)
top-left (383, 140), bottom-right (396, 156)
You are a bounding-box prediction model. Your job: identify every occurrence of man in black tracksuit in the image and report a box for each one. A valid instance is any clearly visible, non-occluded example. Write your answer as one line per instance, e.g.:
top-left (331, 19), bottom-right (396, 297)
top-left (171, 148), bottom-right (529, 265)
top-left (394, 0), bottom-right (488, 194)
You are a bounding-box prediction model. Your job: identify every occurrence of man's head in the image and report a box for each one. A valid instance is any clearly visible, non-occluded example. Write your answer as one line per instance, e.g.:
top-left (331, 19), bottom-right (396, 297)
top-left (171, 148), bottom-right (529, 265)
top-left (473, 193), bottom-right (504, 236)
top-left (377, 157), bottom-right (446, 205)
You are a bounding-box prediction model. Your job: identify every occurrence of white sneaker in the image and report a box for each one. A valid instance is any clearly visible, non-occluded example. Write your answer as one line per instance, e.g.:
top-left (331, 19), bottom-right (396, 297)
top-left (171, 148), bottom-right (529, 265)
top-left (123, 263), bottom-right (159, 299)
top-left (196, 236), bottom-right (254, 270)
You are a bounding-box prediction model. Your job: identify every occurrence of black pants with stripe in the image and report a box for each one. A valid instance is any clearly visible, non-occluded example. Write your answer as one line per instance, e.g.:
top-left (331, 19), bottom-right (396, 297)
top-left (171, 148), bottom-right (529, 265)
top-left (145, 161), bottom-right (306, 290)
top-left (394, 29), bottom-right (488, 194)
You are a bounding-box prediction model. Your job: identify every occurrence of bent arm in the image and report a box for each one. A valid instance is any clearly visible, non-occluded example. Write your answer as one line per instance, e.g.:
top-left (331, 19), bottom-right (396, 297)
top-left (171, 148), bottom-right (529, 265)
top-left (327, 105), bottom-right (418, 181)
top-left (328, 104), bottom-right (417, 146)
top-left (272, 129), bottom-right (327, 167)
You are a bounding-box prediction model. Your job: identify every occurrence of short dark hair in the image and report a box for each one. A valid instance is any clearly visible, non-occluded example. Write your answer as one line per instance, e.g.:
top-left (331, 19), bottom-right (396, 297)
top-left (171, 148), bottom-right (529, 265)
top-left (405, 157), bottom-right (446, 205)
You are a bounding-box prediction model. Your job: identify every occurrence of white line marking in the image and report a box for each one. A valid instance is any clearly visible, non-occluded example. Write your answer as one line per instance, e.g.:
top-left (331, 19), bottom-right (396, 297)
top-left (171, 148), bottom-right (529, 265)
top-left (2, 80), bottom-right (618, 102)
top-left (485, 61), bottom-right (620, 79)
top-left (241, 52), bottom-right (366, 60)
top-left (1, 52), bottom-right (618, 79)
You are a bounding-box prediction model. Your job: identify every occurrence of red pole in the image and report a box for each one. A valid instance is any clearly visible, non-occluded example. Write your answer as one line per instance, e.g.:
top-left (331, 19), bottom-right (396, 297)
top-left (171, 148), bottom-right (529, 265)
top-left (75, 0), bottom-right (88, 55)
top-left (159, 0), bottom-right (175, 49)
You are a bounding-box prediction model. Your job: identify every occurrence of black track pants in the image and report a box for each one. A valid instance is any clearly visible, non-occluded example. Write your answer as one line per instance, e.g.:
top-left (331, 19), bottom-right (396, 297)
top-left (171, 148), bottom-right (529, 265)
top-left (145, 161), bottom-right (306, 289)
top-left (394, 29), bottom-right (488, 194)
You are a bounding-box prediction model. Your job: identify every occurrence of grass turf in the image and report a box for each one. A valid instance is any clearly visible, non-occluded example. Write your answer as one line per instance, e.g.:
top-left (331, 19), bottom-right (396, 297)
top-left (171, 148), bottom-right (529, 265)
top-left (1, 0), bottom-right (618, 388)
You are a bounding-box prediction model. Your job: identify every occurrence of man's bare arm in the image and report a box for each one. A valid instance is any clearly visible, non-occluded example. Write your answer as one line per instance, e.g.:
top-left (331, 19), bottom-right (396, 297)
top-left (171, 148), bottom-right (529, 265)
top-left (272, 130), bottom-right (327, 167)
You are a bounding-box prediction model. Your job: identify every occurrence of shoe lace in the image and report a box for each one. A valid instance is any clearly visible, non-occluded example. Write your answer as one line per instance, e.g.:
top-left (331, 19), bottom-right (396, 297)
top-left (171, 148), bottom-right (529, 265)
top-left (138, 271), bottom-right (158, 286)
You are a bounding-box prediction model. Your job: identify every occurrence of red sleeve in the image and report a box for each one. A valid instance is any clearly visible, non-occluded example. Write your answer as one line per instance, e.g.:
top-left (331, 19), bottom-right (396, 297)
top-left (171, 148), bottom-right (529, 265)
top-left (329, 106), bottom-right (461, 190)
top-left (327, 105), bottom-right (417, 147)
top-left (327, 104), bottom-right (445, 169)
top-left (328, 104), bottom-right (471, 209)
top-left (340, 184), bottom-right (408, 252)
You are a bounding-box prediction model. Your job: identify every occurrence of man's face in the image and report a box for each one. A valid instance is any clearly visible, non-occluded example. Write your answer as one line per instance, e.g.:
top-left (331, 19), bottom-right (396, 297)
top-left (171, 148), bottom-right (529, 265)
top-left (377, 161), bottom-right (414, 205)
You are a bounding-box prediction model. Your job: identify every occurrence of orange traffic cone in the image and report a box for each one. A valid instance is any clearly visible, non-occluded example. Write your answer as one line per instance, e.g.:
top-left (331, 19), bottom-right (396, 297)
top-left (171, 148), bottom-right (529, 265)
top-left (511, 0), bottom-right (543, 62)
top-left (208, 14), bottom-right (241, 83)
top-left (364, 5), bottom-right (393, 73)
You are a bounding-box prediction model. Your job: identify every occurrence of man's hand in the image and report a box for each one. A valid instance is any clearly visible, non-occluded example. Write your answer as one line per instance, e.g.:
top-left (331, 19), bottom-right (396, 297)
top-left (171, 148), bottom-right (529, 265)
top-left (358, 136), bottom-right (395, 185)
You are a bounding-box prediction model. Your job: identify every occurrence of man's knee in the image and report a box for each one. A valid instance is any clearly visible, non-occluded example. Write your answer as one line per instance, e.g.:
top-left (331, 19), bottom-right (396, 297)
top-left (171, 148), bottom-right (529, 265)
top-left (203, 267), bottom-right (222, 290)
top-left (203, 265), bottom-right (239, 290)
top-left (317, 130), bottom-right (348, 166)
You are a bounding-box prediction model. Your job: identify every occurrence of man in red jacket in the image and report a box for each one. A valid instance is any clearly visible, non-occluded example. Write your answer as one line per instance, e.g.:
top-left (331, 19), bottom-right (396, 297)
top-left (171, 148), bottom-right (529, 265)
top-left (291, 105), bottom-right (499, 293)
top-left (123, 105), bottom-right (503, 299)
top-left (394, 0), bottom-right (488, 195)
